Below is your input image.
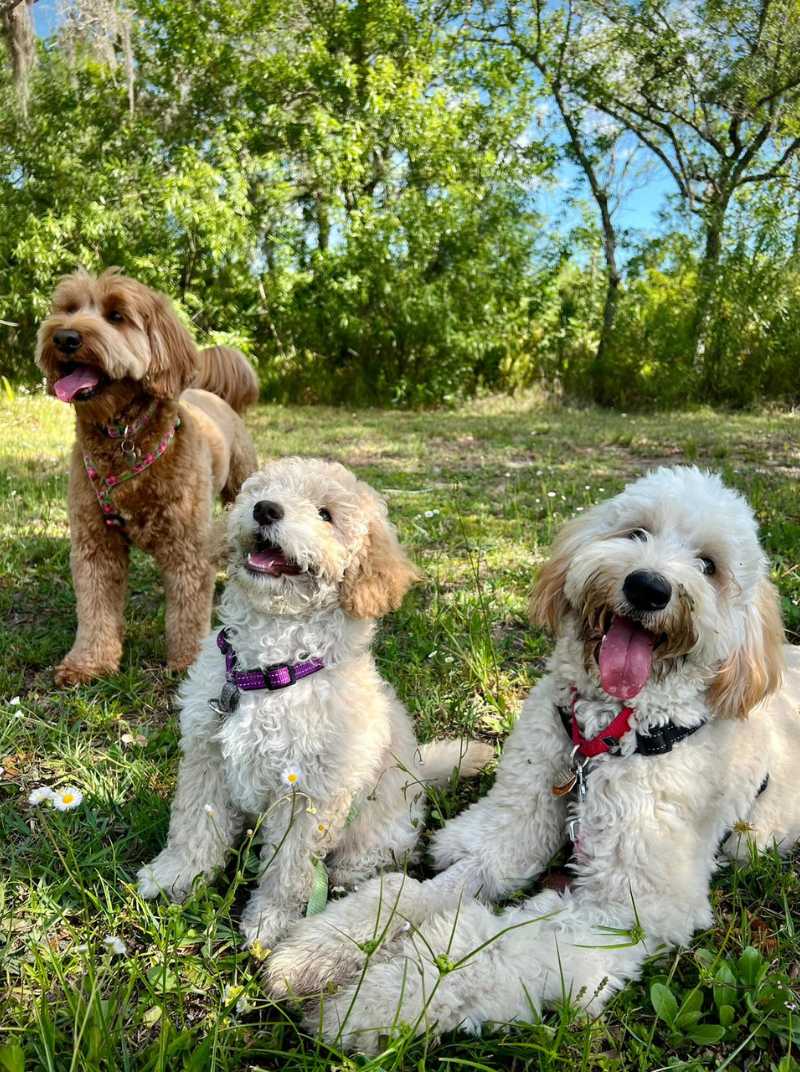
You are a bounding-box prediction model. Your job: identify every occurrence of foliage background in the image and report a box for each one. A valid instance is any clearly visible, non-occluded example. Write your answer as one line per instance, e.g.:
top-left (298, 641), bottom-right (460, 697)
top-left (2, 0), bottom-right (800, 407)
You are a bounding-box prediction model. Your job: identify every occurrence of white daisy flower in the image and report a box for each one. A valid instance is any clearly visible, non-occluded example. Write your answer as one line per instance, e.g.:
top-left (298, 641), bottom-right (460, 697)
top-left (282, 767), bottom-right (302, 788)
top-left (52, 786), bottom-right (83, 811)
top-left (121, 732), bottom-right (147, 747)
top-left (9, 696), bottom-right (21, 706)
top-left (28, 786), bottom-right (55, 806)
top-left (203, 803), bottom-right (216, 816)
top-left (103, 935), bottom-right (127, 956)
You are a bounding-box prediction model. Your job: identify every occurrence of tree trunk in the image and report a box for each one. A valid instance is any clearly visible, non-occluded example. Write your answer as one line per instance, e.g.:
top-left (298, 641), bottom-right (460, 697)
top-left (552, 86), bottom-right (622, 406)
top-left (691, 196), bottom-right (729, 390)
top-left (594, 265), bottom-right (621, 406)
top-left (316, 195), bottom-right (330, 253)
top-left (590, 190), bottom-right (621, 406)
top-left (1, 0), bottom-right (36, 115)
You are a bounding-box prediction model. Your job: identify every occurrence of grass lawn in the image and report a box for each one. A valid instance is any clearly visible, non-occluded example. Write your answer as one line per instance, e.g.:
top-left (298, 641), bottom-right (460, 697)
top-left (1, 391), bottom-right (799, 1071)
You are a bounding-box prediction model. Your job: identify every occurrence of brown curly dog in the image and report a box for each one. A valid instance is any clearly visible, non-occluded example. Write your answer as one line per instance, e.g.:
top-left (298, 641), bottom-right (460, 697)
top-left (36, 269), bottom-right (259, 687)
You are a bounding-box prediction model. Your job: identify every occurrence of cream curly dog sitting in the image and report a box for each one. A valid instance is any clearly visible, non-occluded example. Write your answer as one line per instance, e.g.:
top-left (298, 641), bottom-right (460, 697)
top-left (266, 466), bottom-right (800, 1052)
top-left (137, 458), bottom-right (491, 948)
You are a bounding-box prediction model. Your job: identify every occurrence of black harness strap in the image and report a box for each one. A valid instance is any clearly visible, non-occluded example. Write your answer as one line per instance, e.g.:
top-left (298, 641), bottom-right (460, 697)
top-left (557, 704), bottom-right (705, 757)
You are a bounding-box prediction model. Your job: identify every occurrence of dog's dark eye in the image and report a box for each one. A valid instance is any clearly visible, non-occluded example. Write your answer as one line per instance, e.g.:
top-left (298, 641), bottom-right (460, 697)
top-left (627, 528), bottom-right (648, 542)
top-left (106, 310), bottom-right (124, 324)
top-left (65, 304), bottom-right (78, 315)
top-left (319, 507), bottom-right (333, 523)
top-left (700, 556), bottom-right (716, 576)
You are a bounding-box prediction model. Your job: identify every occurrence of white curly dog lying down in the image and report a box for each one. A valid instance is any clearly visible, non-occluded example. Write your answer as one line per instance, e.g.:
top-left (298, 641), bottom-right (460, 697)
top-left (266, 466), bottom-right (800, 1052)
top-left (138, 458), bottom-right (490, 948)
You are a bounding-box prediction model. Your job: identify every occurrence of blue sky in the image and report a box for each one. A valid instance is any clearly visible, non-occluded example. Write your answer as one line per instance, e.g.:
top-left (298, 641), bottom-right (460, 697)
top-left (31, 0), bottom-right (59, 38)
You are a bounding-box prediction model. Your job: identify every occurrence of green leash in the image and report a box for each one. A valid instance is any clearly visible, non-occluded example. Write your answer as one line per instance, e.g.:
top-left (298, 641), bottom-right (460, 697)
top-left (306, 857), bottom-right (329, 916)
top-left (304, 796), bottom-right (364, 917)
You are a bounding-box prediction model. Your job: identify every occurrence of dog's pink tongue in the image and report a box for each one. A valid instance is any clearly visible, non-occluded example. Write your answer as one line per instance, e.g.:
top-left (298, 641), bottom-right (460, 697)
top-left (53, 365), bottom-right (100, 403)
top-left (246, 549), bottom-right (301, 576)
top-left (599, 615), bottom-right (654, 700)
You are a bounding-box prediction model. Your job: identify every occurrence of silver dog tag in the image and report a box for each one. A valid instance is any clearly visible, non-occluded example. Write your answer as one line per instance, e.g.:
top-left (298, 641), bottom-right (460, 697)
top-left (208, 681), bottom-right (240, 715)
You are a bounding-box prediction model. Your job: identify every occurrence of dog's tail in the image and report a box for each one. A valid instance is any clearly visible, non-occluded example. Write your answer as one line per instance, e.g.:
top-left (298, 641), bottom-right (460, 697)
top-left (416, 739), bottom-right (494, 787)
top-left (194, 345), bottom-right (259, 413)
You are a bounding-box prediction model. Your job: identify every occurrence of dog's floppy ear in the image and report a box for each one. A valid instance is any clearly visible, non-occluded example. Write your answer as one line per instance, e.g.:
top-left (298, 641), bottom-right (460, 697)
top-left (529, 515), bottom-right (587, 634)
top-left (340, 511), bottom-right (421, 620)
top-left (142, 290), bottom-right (199, 399)
top-left (708, 576), bottom-right (784, 719)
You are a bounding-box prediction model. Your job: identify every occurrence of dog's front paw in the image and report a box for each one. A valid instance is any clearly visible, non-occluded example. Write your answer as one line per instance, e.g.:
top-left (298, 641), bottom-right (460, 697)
top-left (239, 897), bottom-right (294, 951)
top-left (166, 655), bottom-right (196, 675)
top-left (137, 851), bottom-right (204, 903)
top-left (54, 658), bottom-right (113, 688)
top-left (265, 873), bottom-right (423, 1000)
top-left (264, 918), bottom-right (358, 1000)
top-left (305, 957), bottom-right (428, 1054)
top-left (166, 641), bottom-right (201, 675)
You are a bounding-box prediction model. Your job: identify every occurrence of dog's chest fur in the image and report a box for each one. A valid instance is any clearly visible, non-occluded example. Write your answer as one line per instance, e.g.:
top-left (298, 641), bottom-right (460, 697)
top-left (182, 610), bottom-right (388, 816)
top-left (214, 681), bottom-right (372, 814)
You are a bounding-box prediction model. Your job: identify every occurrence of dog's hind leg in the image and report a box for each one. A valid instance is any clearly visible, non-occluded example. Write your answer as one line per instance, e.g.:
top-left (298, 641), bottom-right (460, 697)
top-left (221, 423), bottom-right (257, 505)
top-left (722, 679), bottom-right (800, 861)
top-left (55, 461), bottom-right (130, 687)
top-left (157, 538), bottom-right (216, 673)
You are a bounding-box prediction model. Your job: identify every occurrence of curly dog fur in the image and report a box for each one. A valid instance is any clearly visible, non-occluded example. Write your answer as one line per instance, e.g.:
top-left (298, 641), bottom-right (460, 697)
top-left (36, 269), bottom-right (258, 686)
top-left (266, 467), bottom-right (800, 1052)
top-left (137, 457), bottom-right (492, 949)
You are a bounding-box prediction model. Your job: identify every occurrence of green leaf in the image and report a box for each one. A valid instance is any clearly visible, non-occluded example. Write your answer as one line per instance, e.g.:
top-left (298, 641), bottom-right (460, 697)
top-left (736, 946), bottom-right (764, 988)
top-left (679, 987), bottom-right (704, 1015)
top-left (650, 981), bottom-right (678, 1025)
top-left (685, 1024), bottom-right (726, 1045)
top-left (0, 1045), bottom-right (24, 1072)
top-left (713, 961), bottom-right (738, 1009)
top-left (675, 1009), bottom-right (703, 1029)
top-left (718, 1003), bottom-right (736, 1027)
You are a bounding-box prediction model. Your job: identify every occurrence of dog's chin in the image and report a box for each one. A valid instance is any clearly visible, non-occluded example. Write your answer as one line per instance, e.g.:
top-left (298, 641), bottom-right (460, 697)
top-left (233, 539), bottom-right (341, 616)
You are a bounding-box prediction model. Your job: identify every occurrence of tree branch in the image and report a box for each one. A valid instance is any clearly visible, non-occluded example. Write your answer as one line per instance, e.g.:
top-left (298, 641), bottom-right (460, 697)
top-left (0, 0), bottom-right (36, 17)
top-left (737, 135), bottom-right (800, 184)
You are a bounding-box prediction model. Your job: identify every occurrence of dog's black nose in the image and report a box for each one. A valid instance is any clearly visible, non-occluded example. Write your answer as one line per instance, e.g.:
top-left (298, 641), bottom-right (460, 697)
top-left (53, 329), bottom-right (82, 354)
top-left (623, 570), bottom-right (672, 611)
top-left (253, 500), bottom-right (284, 525)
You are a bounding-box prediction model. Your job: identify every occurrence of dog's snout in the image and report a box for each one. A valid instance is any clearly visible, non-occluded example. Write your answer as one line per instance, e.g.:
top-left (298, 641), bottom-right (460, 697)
top-left (623, 569), bottom-right (672, 612)
top-left (253, 500), bottom-right (284, 526)
top-left (53, 329), bottom-right (82, 354)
